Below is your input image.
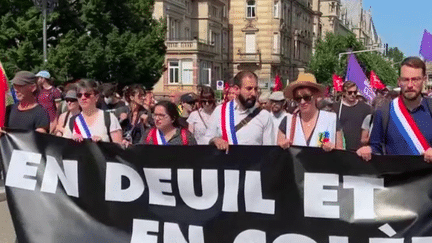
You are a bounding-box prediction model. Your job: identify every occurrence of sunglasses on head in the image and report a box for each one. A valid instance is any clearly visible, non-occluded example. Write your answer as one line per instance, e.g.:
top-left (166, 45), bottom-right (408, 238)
top-left (65, 98), bottom-right (78, 103)
top-left (294, 95), bottom-right (313, 103)
top-left (346, 91), bottom-right (357, 95)
top-left (77, 92), bottom-right (93, 99)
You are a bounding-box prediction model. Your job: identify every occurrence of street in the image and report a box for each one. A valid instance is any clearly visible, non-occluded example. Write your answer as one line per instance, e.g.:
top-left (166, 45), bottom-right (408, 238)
top-left (0, 180), bottom-right (15, 243)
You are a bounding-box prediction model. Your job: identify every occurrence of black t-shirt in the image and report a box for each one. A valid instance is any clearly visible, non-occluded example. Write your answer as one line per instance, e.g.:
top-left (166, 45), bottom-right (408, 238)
top-left (333, 101), bottom-right (372, 151)
top-left (5, 104), bottom-right (50, 131)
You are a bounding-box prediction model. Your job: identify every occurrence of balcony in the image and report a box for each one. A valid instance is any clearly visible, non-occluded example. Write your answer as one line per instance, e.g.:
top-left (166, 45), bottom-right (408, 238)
top-left (236, 49), bottom-right (261, 64)
top-left (166, 39), bottom-right (217, 55)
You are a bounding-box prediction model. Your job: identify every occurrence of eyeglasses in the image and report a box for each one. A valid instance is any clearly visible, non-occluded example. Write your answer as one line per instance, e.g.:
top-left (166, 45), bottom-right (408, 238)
top-left (153, 113), bottom-right (169, 119)
top-left (77, 92), bottom-right (93, 99)
top-left (65, 98), bottom-right (78, 103)
top-left (293, 95), bottom-right (313, 103)
top-left (200, 99), bottom-right (215, 105)
top-left (398, 76), bottom-right (424, 84)
top-left (345, 91), bottom-right (358, 96)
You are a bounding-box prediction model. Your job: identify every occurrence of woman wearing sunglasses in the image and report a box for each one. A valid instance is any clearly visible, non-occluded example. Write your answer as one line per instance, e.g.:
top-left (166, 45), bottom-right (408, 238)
top-left (63, 79), bottom-right (123, 144)
top-left (187, 87), bottom-right (216, 145)
top-left (141, 101), bottom-right (196, 145)
top-left (277, 73), bottom-right (343, 151)
top-left (55, 89), bottom-right (81, 137)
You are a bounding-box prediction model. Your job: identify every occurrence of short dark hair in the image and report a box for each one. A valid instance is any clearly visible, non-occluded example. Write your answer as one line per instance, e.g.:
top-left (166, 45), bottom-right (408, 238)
top-left (400, 56), bottom-right (426, 76)
top-left (124, 84), bottom-right (146, 103)
top-left (77, 79), bottom-right (99, 94)
top-left (233, 71), bottom-right (258, 87)
top-left (155, 100), bottom-right (181, 127)
top-left (199, 86), bottom-right (215, 100)
top-left (342, 81), bottom-right (357, 92)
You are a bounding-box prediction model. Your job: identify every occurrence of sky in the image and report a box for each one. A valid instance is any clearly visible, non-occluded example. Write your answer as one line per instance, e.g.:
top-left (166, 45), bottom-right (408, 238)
top-left (362, 0), bottom-right (432, 57)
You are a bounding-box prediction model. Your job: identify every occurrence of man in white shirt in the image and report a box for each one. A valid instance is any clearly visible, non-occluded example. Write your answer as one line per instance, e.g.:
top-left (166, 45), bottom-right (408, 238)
top-left (204, 71), bottom-right (274, 151)
top-left (268, 91), bottom-right (289, 143)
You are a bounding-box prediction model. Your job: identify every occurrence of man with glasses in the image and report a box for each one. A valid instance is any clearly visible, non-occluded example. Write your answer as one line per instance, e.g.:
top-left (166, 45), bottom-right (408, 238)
top-left (333, 81), bottom-right (372, 151)
top-left (358, 57), bottom-right (432, 162)
top-left (5, 71), bottom-right (49, 133)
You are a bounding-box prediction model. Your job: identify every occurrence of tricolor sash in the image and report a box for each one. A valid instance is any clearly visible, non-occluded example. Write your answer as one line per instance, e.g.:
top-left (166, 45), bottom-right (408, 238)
top-left (220, 101), bottom-right (238, 145)
top-left (73, 113), bottom-right (92, 139)
top-left (390, 96), bottom-right (431, 155)
top-left (153, 128), bottom-right (168, 145)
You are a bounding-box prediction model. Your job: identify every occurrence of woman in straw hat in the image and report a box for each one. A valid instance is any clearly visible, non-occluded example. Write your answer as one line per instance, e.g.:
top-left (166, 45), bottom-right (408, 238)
top-left (277, 73), bottom-right (343, 151)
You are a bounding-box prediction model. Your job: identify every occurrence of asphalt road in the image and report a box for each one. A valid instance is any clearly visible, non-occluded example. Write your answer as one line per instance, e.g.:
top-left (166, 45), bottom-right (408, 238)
top-left (0, 182), bottom-right (16, 243)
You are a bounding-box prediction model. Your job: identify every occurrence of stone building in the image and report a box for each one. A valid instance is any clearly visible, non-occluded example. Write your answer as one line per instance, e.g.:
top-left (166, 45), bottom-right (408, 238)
top-left (320, 0), bottom-right (352, 37)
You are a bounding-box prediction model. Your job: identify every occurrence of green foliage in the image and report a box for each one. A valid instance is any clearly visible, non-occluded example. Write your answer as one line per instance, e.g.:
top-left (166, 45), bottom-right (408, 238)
top-left (0, 0), bottom-right (166, 88)
top-left (307, 33), bottom-right (399, 87)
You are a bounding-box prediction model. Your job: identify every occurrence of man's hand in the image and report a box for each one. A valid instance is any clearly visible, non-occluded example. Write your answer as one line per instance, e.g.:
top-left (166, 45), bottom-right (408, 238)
top-left (277, 138), bottom-right (291, 150)
top-left (356, 146), bottom-right (372, 161)
top-left (424, 148), bottom-right (432, 163)
top-left (211, 137), bottom-right (229, 153)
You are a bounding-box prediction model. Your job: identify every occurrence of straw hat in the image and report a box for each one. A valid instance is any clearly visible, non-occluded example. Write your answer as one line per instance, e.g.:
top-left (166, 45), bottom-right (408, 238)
top-left (283, 73), bottom-right (325, 99)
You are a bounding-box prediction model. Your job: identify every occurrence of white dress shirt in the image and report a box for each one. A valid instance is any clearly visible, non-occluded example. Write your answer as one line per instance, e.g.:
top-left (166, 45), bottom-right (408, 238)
top-left (203, 100), bottom-right (274, 145)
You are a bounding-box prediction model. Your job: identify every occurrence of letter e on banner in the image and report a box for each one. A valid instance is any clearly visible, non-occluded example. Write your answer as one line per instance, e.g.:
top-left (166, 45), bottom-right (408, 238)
top-left (6, 150), bottom-right (41, 191)
top-left (177, 169), bottom-right (218, 210)
top-left (41, 156), bottom-right (79, 197)
top-left (304, 173), bottom-right (339, 218)
top-left (105, 163), bottom-right (145, 202)
top-left (131, 219), bottom-right (159, 243)
top-left (144, 168), bottom-right (176, 207)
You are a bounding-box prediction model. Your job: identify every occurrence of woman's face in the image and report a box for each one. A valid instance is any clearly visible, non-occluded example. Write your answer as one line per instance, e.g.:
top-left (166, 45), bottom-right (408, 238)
top-left (77, 88), bottom-right (98, 110)
top-left (154, 105), bottom-right (173, 130)
top-left (65, 97), bottom-right (79, 112)
top-left (293, 87), bottom-right (316, 114)
top-left (130, 90), bottom-right (145, 106)
top-left (200, 97), bottom-right (216, 112)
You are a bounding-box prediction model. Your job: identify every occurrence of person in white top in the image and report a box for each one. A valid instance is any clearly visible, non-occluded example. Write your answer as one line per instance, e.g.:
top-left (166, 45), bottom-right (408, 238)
top-left (268, 91), bottom-right (290, 144)
top-left (204, 71), bottom-right (274, 151)
top-left (63, 79), bottom-right (123, 144)
top-left (187, 86), bottom-right (216, 145)
top-left (277, 73), bottom-right (343, 151)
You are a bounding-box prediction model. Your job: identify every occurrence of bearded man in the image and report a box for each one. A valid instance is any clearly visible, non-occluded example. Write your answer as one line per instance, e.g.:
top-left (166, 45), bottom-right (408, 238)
top-left (357, 57), bottom-right (432, 162)
top-left (204, 71), bottom-right (274, 151)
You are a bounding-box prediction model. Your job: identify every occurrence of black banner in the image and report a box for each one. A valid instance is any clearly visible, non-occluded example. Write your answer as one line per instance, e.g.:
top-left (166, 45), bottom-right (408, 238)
top-left (2, 130), bottom-right (432, 243)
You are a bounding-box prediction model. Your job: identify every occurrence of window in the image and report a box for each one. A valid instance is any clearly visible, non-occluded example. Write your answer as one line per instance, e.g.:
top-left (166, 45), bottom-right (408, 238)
top-left (245, 33), bottom-right (256, 53)
top-left (273, 0), bottom-right (280, 18)
top-left (169, 19), bottom-right (181, 40)
top-left (185, 28), bottom-right (190, 40)
top-left (181, 61), bottom-right (193, 85)
top-left (273, 33), bottom-right (280, 54)
top-left (212, 6), bottom-right (218, 18)
top-left (169, 61), bottom-right (179, 84)
top-left (246, 0), bottom-right (256, 18)
top-left (200, 61), bottom-right (211, 86)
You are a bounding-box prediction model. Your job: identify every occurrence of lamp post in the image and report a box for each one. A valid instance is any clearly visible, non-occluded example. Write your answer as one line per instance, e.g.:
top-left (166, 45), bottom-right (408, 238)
top-left (32, 0), bottom-right (57, 63)
top-left (338, 48), bottom-right (385, 61)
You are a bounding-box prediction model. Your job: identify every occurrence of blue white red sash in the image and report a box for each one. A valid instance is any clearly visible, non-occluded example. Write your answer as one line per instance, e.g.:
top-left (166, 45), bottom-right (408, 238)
top-left (73, 113), bottom-right (92, 139)
top-left (220, 101), bottom-right (238, 145)
top-left (390, 96), bottom-right (430, 155)
top-left (152, 128), bottom-right (168, 145)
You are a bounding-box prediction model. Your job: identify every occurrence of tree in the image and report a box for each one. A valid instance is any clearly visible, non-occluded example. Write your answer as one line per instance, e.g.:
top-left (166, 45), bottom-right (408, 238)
top-left (307, 33), bottom-right (398, 87)
top-left (0, 0), bottom-right (166, 88)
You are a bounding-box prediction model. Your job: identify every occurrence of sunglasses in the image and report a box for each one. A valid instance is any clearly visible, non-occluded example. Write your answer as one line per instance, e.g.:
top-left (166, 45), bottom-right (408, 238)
top-left (346, 91), bottom-right (358, 96)
top-left (293, 95), bottom-right (313, 103)
top-left (77, 92), bottom-right (93, 99)
top-left (65, 98), bottom-right (78, 103)
top-left (200, 99), bottom-right (215, 105)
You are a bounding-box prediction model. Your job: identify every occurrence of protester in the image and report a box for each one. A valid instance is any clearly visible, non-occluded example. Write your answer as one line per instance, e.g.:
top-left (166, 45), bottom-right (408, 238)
top-left (357, 57), bottom-right (432, 162)
top-left (333, 81), bottom-right (372, 151)
top-left (98, 83), bottom-right (127, 119)
top-left (54, 90), bottom-right (80, 137)
top-left (121, 84), bottom-right (150, 145)
top-left (180, 92), bottom-right (198, 119)
top-left (36, 70), bottom-right (62, 133)
top-left (268, 91), bottom-right (289, 142)
top-left (141, 100), bottom-right (196, 145)
top-left (63, 79), bottom-right (123, 144)
top-left (258, 91), bottom-right (272, 111)
top-left (187, 87), bottom-right (216, 145)
top-left (277, 73), bottom-right (343, 151)
top-left (143, 89), bottom-right (156, 112)
top-left (5, 71), bottom-right (49, 133)
top-left (204, 71), bottom-right (274, 150)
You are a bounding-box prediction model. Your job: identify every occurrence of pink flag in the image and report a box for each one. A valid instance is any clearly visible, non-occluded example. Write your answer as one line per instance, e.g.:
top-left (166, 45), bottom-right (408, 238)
top-left (0, 62), bottom-right (8, 127)
top-left (332, 74), bottom-right (343, 92)
top-left (370, 70), bottom-right (386, 90)
top-left (273, 74), bottom-right (283, 91)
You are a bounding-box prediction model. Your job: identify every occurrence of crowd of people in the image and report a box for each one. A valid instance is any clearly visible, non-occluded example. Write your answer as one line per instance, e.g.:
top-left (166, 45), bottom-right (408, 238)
top-left (4, 56), bottom-right (432, 162)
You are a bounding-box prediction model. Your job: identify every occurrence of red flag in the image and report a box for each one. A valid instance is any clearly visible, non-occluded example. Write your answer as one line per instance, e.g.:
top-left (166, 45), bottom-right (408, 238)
top-left (332, 74), bottom-right (343, 92)
top-left (273, 74), bottom-right (282, 91)
top-left (370, 70), bottom-right (386, 90)
top-left (0, 62), bottom-right (8, 127)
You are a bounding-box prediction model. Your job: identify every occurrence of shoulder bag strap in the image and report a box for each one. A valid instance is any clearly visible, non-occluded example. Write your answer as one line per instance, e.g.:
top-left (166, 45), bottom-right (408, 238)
top-left (104, 112), bottom-right (112, 142)
top-left (197, 110), bottom-right (208, 129)
top-left (63, 111), bottom-right (71, 128)
top-left (289, 110), bottom-right (299, 146)
top-left (234, 107), bottom-right (262, 132)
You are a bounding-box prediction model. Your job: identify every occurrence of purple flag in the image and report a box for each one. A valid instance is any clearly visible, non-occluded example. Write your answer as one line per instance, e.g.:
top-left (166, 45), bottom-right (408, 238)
top-left (345, 54), bottom-right (375, 101)
top-left (420, 29), bottom-right (432, 61)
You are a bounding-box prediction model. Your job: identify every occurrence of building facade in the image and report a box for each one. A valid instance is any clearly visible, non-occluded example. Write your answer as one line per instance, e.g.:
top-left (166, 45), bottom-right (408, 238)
top-left (153, 0), bottom-right (230, 96)
top-left (320, 0), bottom-right (352, 37)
